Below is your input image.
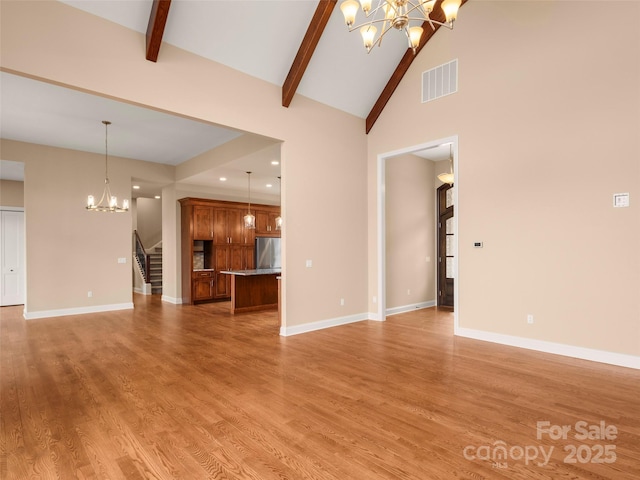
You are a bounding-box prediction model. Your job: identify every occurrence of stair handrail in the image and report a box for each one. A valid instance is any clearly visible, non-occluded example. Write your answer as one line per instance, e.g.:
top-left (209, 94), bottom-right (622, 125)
top-left (134, 230), bottom-right (151, 283)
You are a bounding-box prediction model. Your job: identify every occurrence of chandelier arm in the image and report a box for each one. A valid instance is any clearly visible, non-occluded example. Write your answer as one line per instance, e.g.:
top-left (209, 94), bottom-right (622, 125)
top-left (361, 0), bottom-right (389, 19)
top-left (407, 16), bottom-right (451, 29)
top-left (346, 16), bottom-right (398, 33)
top-left (362, 2), bottom-right (445, 24)
top-left (346, 18), bottom-right (451, 36)
top-left (94, 182), bottom-right (109, 209)
top-left (374, 22), bottom-right (397, 49)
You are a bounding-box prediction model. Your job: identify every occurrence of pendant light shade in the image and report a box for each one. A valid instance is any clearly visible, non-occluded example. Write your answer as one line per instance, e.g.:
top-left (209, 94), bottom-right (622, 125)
top-left (437, 144), bottom-right (455, 185)
top-left (275, 176), bottom-right (282, 230)
top-left (244, 171), bottom-right (255, 229)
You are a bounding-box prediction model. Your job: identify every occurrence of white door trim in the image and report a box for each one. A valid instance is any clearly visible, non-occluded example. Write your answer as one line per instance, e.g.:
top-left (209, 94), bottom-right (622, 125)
top-left (1, 208), bottom-right (26, 306)
top-left (376, 136), bottom-right (459, 329)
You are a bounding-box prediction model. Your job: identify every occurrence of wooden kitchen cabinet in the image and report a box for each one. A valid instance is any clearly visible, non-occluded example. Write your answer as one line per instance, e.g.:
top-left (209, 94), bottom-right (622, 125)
top-left (192, 270), bottom-right (214, 301)
top-left (180, 198), bottom-right (281, 304)
top-left (214, 244), bottom-right (254, 299)
top-left (255, 210), bottom-right (281, 236)
top-left (193, 206), bottom-right (214, 239)
top-left (214, 208), bottom-right (245, 244)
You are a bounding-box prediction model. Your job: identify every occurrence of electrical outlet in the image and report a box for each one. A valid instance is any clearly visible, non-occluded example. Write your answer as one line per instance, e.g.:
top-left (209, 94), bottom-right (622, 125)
top-left (340, 298), bottom-right (345, 306)
top-left (407, 289), bottom-right (411, 296)
top-left (527, 314), bottom-right (534, 324)
top-left (305, 260), bottom-right (312, 268)
top-left (88, 291), bottom-right (93, 298)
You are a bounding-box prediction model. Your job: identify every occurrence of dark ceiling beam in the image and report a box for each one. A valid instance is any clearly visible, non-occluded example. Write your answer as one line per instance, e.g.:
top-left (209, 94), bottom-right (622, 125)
top-left (146, 0), bottom-right (172, 62)
top-left (282, 0), bottom-right (337, 108)
top-left (365, 0), bottom-right (469, 134)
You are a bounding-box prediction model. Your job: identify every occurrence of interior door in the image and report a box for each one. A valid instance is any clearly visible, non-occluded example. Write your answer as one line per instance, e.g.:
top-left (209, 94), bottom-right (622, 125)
top-left (437, 184), bottom-right (454, 307)
top-left (1, 210), bottom-right (25, 306)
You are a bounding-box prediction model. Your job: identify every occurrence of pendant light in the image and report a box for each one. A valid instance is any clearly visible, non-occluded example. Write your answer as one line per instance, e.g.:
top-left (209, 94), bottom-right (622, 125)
top-left (437, 144), bottom-right (454, 185)
top-left (244, 171), bottom-right (255, 229)
top-left (86, 120), bottom-right (129, 212)
top-left (275, 176), bottom-right (282, 230)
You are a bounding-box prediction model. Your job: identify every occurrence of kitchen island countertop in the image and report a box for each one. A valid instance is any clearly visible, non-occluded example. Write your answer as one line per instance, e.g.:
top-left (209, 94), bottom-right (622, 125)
top-left (220, 269), bottom-right (281, 276)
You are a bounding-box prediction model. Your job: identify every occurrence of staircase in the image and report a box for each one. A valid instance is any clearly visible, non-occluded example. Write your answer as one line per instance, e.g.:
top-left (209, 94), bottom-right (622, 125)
top-left (148, 247), bottom-right (163, 295)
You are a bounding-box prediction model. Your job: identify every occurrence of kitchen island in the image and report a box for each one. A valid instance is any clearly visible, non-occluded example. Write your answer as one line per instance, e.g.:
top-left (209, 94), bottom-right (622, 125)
top-left (220, 269), bottom-right (281, 314)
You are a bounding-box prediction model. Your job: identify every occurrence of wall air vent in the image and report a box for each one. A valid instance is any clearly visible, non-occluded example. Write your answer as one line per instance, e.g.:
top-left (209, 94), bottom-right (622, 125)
top-left (422, 59), bottom-right (458, 103)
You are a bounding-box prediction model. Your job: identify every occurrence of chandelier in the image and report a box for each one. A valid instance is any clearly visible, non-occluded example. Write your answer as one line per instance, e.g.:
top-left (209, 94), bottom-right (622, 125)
top-left (86, 120), bottom-right (129, 212)
top-left (340, 0), bottom-right (461, 53)
top-left (244, 171), bottom-right (256, 229)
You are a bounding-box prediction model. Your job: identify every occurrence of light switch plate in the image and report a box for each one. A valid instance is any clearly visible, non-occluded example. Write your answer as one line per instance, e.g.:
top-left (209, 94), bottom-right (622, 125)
top-left (613, 193), bottom-right (630, 208)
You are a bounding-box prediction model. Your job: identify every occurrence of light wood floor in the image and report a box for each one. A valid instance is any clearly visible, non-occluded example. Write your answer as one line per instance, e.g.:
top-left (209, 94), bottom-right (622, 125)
top-left (1, 296), bottom-right (639, 479)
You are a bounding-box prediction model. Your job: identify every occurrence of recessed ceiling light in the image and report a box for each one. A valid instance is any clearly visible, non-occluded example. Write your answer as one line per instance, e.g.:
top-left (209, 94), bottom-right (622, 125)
top-left (219, 177), bottom-right (227, 181)
top-left (132, 185), bottom-right (140, 189)
top-left (266, 184), bottom-right (273, 188)
top-left (155, 195), bottom-right (161, 199)
top-left (271, 161), bottom-right (279, 165)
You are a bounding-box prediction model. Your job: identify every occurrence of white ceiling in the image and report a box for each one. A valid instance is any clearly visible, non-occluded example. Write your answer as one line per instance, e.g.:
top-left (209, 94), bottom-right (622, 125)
top-left (0, 0), bottom-right (454, 198)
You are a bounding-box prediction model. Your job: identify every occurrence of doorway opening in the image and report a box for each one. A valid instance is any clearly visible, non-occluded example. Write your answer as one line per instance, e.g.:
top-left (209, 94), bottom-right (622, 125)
top-left (377, 136), bottom-right (458, 329)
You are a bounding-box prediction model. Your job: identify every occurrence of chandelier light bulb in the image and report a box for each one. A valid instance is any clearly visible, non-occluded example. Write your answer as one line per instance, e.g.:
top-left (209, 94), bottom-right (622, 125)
top-left (360, 25), bottom-right (377, 51)
top-left (340, 0), bottom-right (359, 27)
top-left (359, 0), bottom-right (372, 15)
top-left (409, 26), bottom-right (423, 50)
top-left (442, 0), bottom-right (461, 25)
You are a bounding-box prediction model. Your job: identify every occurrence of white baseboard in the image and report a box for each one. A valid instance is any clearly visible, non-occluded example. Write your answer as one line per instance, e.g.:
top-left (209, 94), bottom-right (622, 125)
top-left (386, 300), bottom-right (436, 317)
top-left (455, 327), bottom-right (640, 370)
top-left (280, 312), bottom-right (369, 337)
top-left (24, 302), bottom-right (134, 320)
top-left (161, 295), bottom-right (182, 304)
top-left (134, 285), bottom-right (153, 295)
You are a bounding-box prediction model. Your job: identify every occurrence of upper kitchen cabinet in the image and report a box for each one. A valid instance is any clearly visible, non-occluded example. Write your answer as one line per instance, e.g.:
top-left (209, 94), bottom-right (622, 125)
top-left (193, 206), bottom-right (214, 240)
top-left (255, 210), bottom-right (281, 237)
top-left (214, 208), bottom-right (245, 244)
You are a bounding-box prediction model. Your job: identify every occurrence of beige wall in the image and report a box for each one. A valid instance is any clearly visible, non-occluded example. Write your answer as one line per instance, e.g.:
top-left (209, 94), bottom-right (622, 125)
top-left (368, 1), bottom-right (640, 357)
top-left (385, 154), bottom-right (436, 309)
top-left (136, 197), bottom-right (162, 249)
top-left (0, 180), bottom-right (24, 207)
top-left (0, 0), bottom-right (368, 326)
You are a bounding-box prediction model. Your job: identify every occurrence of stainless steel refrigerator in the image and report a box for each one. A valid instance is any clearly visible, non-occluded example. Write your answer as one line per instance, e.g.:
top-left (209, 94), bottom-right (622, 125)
top-left (255, 237), bottom-right (281, 269)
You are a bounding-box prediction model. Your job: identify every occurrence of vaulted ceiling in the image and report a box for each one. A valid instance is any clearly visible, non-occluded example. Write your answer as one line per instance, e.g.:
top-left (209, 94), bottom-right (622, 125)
top-left (0, 0), bottom-right (466, 197)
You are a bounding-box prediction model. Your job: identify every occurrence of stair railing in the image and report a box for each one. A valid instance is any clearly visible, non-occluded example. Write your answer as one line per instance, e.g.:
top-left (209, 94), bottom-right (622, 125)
top-left (134, 230), bottom-right (151, 283)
